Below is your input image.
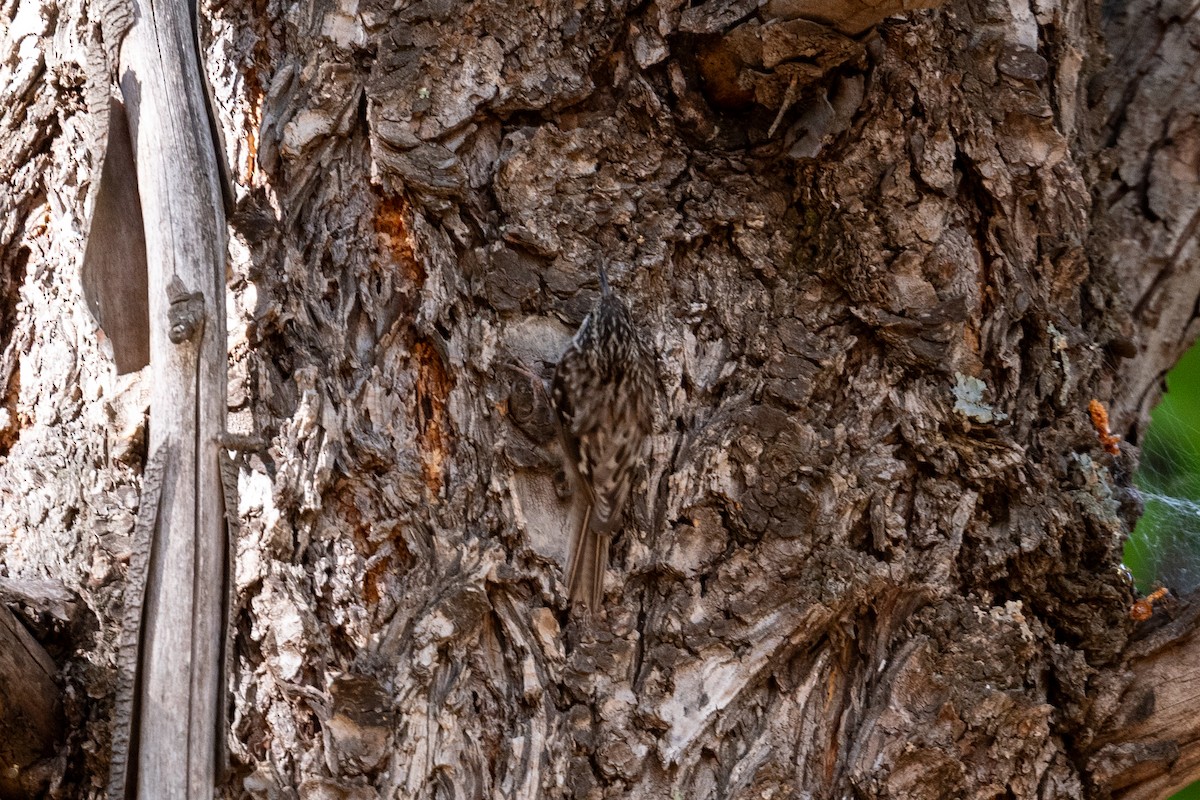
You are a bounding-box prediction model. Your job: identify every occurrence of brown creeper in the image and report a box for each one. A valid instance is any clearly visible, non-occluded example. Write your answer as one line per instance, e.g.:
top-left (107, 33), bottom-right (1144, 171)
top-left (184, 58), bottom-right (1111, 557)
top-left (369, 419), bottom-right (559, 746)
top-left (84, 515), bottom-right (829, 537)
top-left (552, 266), bottom-right (655, 614)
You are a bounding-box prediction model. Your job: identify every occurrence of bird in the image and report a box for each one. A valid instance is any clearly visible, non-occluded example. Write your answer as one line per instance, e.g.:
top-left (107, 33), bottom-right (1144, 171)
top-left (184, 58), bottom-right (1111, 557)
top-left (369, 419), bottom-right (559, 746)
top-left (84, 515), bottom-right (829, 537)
top-left (551, 264), bottom-right (656, 615)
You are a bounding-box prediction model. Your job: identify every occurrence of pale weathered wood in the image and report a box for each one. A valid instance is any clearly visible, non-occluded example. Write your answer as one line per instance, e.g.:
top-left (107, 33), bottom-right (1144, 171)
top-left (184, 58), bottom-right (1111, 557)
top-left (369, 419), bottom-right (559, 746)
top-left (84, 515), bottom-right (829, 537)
top-left (114, 0), bottom-right (229, 793)
top-left (107, 442), bottom-right (169, 800)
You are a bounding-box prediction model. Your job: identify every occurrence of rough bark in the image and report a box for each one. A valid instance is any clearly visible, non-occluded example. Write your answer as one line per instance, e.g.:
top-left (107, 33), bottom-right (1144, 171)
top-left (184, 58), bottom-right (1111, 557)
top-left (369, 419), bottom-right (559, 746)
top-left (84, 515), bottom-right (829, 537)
top-left (2, 0), bottom-right (1200, 798)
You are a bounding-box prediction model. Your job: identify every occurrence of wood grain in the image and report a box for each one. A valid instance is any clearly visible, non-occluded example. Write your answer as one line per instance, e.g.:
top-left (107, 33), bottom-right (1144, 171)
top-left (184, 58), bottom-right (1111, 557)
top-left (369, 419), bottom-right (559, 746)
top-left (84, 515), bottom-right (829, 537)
top-left (115, 0), bottom-right (229, 793)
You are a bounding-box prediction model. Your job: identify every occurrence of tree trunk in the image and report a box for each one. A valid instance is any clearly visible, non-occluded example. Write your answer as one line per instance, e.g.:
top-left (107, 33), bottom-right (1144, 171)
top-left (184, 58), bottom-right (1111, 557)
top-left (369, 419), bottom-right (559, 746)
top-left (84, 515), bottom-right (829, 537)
top-left (2, 0), bottom-right (1200, 797)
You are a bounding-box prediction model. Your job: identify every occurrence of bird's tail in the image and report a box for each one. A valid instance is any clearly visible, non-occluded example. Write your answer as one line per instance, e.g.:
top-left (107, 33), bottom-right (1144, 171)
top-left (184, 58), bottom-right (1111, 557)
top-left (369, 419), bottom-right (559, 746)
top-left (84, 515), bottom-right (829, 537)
top-left (566, 504), bottom-right (610, 613)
